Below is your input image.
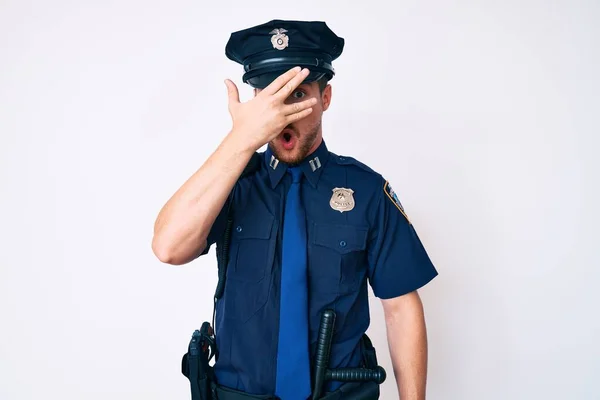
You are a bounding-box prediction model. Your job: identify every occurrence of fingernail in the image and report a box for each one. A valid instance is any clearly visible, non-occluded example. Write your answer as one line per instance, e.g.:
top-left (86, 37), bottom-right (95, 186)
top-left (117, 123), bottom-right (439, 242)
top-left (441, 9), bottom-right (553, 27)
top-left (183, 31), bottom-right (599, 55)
top-left (294, 66), bottom-right (302, 72)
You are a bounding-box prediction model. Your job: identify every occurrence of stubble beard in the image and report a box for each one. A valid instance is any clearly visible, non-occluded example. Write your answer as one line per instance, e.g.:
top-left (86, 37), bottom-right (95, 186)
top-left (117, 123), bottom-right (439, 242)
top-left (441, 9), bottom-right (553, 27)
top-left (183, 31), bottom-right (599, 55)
top-left (270, 120), bottom-right (321, 166)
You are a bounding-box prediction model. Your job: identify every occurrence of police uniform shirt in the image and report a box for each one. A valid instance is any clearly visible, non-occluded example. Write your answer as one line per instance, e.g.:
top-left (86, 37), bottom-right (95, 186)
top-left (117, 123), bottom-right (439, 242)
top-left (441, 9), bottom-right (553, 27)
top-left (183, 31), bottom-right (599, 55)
top-left (200, 139), bottom-right (438, 395)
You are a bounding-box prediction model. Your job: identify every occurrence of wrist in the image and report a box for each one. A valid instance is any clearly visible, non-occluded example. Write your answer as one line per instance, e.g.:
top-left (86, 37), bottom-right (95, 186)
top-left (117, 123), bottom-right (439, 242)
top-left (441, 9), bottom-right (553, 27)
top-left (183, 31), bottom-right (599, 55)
top-left (224, 128), bottom-right (259, 157)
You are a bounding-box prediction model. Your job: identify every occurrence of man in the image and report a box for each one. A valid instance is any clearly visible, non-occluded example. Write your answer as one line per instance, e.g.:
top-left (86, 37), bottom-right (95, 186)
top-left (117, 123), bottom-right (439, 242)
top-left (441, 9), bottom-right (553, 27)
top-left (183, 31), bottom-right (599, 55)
top-left (152, 20), bottom-right (438, 400)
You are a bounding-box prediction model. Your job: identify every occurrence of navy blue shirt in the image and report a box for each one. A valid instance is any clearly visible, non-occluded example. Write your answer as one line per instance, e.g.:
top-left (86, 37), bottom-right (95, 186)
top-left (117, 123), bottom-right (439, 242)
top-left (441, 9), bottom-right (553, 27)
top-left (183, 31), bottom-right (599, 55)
top-left (200, 139), bottom-right (437, 395)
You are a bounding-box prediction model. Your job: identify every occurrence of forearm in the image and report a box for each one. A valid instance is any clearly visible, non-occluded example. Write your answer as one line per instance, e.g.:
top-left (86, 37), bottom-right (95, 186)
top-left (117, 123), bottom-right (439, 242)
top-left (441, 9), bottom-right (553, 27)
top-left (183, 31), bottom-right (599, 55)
top-left (152, 131), bottom-right (254, 265)
top-left (384, 292), bottom-right (428, 400)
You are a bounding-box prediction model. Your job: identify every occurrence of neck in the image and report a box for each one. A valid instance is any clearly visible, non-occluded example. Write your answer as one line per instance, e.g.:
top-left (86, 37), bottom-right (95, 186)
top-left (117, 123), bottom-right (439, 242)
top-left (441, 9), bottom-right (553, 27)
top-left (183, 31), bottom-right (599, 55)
top-left (307, 134), bottom-right (323, 157)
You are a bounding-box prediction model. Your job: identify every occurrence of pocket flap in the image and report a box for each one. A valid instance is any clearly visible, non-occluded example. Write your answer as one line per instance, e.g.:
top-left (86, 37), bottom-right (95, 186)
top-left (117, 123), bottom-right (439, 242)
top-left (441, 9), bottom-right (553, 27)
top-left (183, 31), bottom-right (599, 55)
top-left (313, 223), bottom-right (368, 254)
top-left (233, 212), bottom-right (275, 240)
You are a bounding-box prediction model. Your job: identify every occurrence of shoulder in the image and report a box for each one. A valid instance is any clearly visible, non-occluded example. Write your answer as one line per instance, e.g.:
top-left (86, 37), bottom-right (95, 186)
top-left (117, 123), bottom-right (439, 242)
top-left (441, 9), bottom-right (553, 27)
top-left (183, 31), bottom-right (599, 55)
top-left (327, 152), bottom-right (386, 186)
top-left (326, 151), bottom-right (409, 219)
top-left (329, 152), bottom-right (380, 176)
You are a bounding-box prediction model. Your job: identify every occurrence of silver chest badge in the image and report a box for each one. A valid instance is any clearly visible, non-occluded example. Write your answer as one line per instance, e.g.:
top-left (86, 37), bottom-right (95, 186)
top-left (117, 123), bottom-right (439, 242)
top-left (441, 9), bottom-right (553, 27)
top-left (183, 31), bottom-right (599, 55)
top-left (270, 28), bottom-right (289, 50)
top-left (330, 188), bottom-right (355, 213)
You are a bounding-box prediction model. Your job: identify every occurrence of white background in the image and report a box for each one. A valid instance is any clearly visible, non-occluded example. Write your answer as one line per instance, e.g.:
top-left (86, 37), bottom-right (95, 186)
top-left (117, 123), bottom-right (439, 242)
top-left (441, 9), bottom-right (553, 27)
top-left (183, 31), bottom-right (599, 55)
top-left (1, 1), bottom-right (598, 399)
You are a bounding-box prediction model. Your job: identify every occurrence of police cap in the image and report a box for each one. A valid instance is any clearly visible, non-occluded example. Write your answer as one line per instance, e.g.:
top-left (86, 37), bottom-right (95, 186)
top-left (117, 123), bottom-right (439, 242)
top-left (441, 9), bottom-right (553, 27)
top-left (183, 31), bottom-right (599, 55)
top-left (225, 19), bottom-right (345, 88)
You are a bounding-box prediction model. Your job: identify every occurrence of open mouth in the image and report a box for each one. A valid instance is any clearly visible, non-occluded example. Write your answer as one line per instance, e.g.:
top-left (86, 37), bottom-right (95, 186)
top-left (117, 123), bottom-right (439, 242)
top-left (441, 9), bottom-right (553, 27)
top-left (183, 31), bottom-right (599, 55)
top-left (280, 128), bottom-right (297, 150)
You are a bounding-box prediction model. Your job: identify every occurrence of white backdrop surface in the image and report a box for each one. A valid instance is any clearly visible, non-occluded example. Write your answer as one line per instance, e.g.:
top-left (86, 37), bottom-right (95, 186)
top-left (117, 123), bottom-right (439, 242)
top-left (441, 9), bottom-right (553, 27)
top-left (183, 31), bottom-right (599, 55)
top-left (1, 1), bottom-right (598, 399)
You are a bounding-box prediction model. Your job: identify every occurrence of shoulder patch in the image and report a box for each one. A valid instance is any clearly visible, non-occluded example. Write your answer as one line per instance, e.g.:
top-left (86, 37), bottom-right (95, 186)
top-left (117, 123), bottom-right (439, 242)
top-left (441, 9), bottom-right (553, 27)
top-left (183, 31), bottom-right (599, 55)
top-left (384, 180), bottom-right (410, 223)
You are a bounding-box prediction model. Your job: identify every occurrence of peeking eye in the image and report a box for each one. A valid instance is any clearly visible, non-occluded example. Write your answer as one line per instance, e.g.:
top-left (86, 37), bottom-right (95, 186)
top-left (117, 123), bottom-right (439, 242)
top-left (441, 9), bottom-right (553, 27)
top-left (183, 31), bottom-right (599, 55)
top-left (292, 90), bottom-right (305, 99)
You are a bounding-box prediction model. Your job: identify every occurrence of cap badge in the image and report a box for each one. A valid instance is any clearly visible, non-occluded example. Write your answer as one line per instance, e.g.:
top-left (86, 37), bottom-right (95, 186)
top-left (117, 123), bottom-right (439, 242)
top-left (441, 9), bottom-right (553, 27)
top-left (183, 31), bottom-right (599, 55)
top-left (270, 28), bottom-right (289, 50)
top-left (330, 188), bottom-right (355, 213)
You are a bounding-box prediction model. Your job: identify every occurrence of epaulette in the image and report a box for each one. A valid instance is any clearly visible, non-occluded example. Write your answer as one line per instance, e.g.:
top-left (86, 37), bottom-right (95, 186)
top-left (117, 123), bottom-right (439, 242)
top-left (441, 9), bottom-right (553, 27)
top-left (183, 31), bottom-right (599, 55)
top-left (331, 153), bottom-right (380, 176)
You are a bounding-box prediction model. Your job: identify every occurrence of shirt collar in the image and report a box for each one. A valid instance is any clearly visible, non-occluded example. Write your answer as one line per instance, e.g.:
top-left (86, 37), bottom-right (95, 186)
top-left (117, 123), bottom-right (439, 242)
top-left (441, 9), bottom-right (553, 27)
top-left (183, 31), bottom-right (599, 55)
top-left (264, 138), bottom-right (330, 189)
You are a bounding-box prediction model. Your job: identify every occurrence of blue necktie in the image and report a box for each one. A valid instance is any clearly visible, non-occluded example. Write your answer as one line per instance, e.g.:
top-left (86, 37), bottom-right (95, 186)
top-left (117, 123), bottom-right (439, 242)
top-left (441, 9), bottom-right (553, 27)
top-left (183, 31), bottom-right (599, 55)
top-left (275, 167), bottom-right (311, 400)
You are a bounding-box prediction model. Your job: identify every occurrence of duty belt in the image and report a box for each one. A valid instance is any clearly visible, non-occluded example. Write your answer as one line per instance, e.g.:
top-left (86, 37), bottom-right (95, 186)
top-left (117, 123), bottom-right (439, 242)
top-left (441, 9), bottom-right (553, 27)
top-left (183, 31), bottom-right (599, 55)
top-left (182, 309), bottom-right (386, 400)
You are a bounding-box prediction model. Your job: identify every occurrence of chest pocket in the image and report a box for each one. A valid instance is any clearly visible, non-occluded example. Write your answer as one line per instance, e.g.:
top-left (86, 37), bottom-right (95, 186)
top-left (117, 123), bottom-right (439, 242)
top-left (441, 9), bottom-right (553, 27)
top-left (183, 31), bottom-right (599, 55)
top-left (308, 222), bottom-right (368, 294)
top-left (225, 211), bottom-right (278, 323)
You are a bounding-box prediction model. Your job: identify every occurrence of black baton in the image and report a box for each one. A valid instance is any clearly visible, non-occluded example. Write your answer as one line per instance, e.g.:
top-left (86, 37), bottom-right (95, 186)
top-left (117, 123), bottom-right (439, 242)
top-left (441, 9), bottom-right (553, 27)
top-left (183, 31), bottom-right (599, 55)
top-left (312, 309), bottom-right (336, 400)
top-left (311, 310), bottom-right (387, 399)
top-left (325, 366), bottom-right (386, 383)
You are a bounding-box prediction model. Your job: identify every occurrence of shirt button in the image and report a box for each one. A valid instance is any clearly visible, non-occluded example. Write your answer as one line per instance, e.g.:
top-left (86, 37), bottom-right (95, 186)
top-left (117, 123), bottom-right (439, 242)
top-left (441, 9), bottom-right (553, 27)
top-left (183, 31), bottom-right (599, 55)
top-left (339, 240), bottom-right (347, 247)
top-left (236, 226), bottom-right (242, 232)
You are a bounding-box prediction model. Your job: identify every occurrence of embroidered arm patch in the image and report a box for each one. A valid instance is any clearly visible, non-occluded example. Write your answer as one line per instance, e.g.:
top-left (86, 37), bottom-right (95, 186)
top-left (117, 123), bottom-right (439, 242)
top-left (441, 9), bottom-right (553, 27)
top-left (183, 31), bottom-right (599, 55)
top-left (384, 180), bottom-right (410, 223)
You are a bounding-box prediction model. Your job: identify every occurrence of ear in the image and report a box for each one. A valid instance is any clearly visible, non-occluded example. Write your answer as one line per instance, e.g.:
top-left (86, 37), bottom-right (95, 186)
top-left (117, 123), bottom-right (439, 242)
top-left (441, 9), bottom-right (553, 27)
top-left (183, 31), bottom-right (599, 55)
top-left (321, 84), bottom-right (332, 111)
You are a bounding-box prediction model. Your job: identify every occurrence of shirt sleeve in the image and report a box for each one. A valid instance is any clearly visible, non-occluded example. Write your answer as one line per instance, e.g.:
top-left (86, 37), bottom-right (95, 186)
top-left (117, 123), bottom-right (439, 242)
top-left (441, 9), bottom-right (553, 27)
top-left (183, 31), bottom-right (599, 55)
top-left (367, 178), bottom-right (438, 299)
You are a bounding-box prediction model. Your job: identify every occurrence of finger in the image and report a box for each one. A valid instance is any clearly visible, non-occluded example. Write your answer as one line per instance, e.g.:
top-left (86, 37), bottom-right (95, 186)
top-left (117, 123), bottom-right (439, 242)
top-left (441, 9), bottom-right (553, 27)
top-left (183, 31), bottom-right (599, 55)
top-left (224, 79), bottom-right (240, 106)
top-left (285, 107), bottom-right (313, 124)
top-left (274, 68), bottom-right (311, 101)
top-left (282, 97), bottom-right (318, 116)
top-left (259, 66), bottom-right (302, 96)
